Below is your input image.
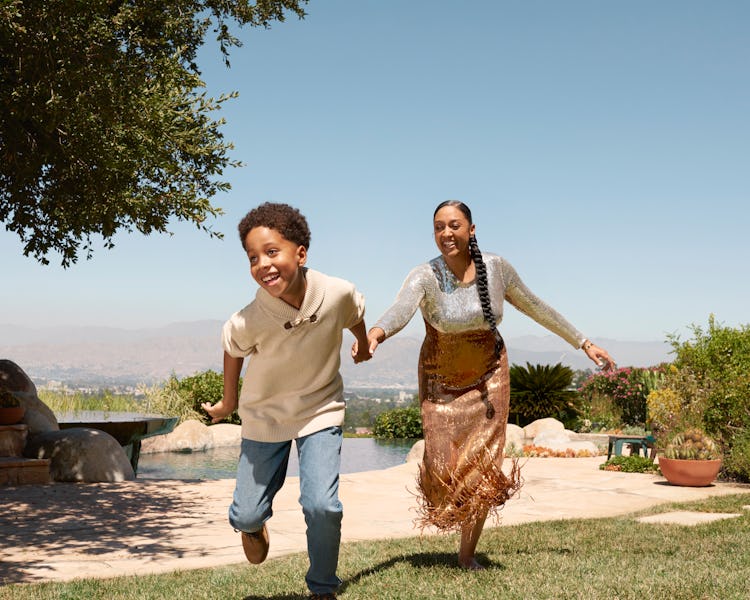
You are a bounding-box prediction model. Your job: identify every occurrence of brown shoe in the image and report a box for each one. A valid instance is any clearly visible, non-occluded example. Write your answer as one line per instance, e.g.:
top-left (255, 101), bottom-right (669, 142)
top-left (241, 524), bottom-right (269, 564)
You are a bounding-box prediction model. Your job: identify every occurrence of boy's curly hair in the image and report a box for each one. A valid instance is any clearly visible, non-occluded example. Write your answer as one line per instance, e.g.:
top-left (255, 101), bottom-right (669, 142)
top-left (238, 203), bottom-right (311, 250)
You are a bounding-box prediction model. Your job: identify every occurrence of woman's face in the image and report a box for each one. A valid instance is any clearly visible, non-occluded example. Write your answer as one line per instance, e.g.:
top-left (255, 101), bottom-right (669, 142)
top-left (433, 205), bottom-right (475, 260)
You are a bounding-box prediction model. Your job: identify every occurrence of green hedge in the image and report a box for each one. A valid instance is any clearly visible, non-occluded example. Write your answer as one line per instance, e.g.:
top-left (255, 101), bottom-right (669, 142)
top-left (669, 316), bottom-right (750, 481)
top-left (373, 406), bottom-right (422, 439)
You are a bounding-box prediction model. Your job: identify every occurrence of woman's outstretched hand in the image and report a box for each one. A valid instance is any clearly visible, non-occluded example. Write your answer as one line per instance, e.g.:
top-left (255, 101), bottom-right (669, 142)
top-left (366, 327), bottom-right (384, 355)
top-left (583, 341), bottom-right (616, 371)
top-left (351, 328), bottom-right (384, 362)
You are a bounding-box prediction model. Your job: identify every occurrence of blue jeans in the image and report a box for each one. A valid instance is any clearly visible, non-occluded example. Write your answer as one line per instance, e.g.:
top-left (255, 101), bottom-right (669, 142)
top-left (229, 426), bottom-right (343, 595)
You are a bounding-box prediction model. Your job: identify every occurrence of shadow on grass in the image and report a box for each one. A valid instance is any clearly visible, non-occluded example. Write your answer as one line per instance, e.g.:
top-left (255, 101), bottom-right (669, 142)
top-left (339, 550), bottom-right (505, 592)
top-left (237, 552), bottom-right (505, 599)
top-left (0, 478), bottom-right (228, 585)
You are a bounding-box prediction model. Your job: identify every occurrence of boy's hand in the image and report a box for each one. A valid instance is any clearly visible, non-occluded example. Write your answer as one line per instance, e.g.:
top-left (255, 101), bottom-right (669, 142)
top-left (351, 340), bottom-right (372, 363)
top-left (202, 400), bottom-right (234, 424)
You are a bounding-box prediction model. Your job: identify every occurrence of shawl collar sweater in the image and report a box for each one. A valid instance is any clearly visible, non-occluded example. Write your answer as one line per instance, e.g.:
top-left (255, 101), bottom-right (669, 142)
top-left (223, 268), bottom-right (365, 442)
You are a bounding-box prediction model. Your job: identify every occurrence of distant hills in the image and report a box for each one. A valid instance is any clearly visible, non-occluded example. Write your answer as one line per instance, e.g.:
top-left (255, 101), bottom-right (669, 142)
top-left (0, 321), bottom-right (672, 389)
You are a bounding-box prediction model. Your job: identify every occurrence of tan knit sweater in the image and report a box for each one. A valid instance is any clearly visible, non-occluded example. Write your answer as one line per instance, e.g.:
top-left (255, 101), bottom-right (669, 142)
top-left (222, 269), bottom-right (365, 442)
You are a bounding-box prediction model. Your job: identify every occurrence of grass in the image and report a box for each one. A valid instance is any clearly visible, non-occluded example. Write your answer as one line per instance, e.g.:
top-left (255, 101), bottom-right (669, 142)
top-left (38, 390), bottom-right (141, 414)
top-left (38, 388), bottom-right (204, 424)
top-left (3, 493), bottom-right (750, 600)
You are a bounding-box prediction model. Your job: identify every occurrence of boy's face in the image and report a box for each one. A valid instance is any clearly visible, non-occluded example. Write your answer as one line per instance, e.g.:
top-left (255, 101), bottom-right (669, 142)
top-left (244, 226), bottom-right (307, 308)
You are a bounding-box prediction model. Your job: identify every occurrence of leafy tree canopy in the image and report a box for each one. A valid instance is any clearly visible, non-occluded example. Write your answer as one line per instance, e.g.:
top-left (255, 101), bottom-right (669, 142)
top-left (0, 0), bottom-right (306, 266)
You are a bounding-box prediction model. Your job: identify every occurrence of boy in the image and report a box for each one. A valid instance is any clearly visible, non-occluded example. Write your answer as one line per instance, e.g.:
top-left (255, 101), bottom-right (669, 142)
top-left (203, 203), bottom-right (371, 600)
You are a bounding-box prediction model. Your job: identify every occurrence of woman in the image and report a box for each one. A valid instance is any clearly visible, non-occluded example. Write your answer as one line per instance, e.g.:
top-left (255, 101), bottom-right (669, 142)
top-left (360, 201), bottom-right (614, 570)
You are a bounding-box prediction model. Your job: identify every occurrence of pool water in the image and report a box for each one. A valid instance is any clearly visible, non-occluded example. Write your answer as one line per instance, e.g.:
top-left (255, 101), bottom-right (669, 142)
top-left (137, 437), bottom-right (417, 480)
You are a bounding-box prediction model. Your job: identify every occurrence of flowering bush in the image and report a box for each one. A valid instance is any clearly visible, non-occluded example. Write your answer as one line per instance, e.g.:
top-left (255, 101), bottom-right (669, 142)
top-left (668, 316), bottom-right (750, 481)
top-left (578, 366), bottom-right (664, 427)
top-left (645, 387), bottom-right (681, 433)
top-left (645, 364), bottom-right (709, 449)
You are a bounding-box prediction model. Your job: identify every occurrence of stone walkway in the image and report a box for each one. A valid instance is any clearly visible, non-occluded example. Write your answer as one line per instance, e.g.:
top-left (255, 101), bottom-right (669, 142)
top-left (1, 456), bottom-right (748, 585)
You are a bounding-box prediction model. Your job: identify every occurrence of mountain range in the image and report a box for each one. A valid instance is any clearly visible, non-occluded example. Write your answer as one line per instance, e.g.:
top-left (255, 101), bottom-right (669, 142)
top-left (0, 321), bottom-right (672, 389)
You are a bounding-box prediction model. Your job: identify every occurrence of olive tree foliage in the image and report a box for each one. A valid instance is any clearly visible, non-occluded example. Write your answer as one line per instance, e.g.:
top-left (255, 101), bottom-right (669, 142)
top-left (0, 0), bottom-right (306, 266)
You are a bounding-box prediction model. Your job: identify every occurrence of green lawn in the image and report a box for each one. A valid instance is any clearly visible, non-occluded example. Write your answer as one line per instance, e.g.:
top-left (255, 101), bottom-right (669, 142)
top-left (3, 493), bottom-right (750, 600)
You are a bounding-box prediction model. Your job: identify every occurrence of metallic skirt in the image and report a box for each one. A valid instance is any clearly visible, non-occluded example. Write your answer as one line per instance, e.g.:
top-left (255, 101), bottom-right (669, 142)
top-left (415, 321), bottom-right (521, 532)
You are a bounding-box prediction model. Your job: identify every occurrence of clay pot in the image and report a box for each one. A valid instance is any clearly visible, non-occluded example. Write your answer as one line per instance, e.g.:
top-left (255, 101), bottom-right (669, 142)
top-left (658, 457), bottom-right (722, 487)
top-left (0, 406), bottom-right (26, 425)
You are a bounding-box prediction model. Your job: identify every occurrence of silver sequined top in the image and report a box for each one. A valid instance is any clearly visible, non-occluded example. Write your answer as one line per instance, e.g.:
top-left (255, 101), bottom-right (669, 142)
top-left (374, 253), bottom-right (585, 349)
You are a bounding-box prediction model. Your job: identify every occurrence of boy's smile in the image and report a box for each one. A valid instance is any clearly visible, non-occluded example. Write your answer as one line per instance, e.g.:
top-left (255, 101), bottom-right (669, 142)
top-left (244, 226), bottom-right (307, 308)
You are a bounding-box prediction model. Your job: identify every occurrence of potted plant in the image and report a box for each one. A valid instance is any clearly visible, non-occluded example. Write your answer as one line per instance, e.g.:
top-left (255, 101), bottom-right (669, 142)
top-left (658, 428), bottom-right (722, 486)
top-left (0, 386), bottom-right (26, 425)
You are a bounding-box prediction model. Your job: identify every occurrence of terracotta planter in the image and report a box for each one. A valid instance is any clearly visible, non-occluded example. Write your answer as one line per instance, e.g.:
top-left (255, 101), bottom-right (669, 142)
top-left (0, 406), bottom-right (26, 425)
top-left (658, 457), bottom-right (722, 487)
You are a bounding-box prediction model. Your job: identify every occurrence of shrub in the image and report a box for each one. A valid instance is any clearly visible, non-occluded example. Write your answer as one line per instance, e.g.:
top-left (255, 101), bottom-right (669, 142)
top-left (645, 365), bottom-right (708, 448)
top-left (599, 455), bottom-right (659, 473)
top-left (645, 387), bottom-right (680, 433)
top-left (724, 430), bottom-right (750, 481)
top-left (142, 382), bottom-right (205, 424)
top-left (143, 370), bottom-right (241, 425)
top-left (667, 316), bottom-right (750, 480)
top-left (578, 366), bottom-right (662, 427)
top-left (576, 393), bottom-right (622, 432)
top-left (373, 406), bottom-right (422, 439)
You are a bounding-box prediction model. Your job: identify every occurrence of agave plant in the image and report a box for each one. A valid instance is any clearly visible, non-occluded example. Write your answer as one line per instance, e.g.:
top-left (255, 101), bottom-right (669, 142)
top-left (509, 362), bottom-right (577, 424)
top-left (663, 428), bottom-right (721, 460)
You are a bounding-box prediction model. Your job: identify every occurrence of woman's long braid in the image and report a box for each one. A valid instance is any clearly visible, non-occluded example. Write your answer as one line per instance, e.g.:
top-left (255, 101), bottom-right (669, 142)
top-left (468, 234), bottom-right (502, 360)
top-left (468, 233), bottom-right (500, 419)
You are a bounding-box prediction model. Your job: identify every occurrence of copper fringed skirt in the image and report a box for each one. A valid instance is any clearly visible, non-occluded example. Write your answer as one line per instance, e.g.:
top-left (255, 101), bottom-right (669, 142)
top-left (415, 321), bottom-right (522, 532)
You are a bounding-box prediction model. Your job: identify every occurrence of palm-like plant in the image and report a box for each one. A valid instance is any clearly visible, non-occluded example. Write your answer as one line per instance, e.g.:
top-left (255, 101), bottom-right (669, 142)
top-left (509, 362), bottom-right (578, 425)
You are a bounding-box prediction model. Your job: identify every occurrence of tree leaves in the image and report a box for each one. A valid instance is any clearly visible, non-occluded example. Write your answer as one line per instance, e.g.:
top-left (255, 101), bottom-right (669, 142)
top-left (0, 0), bottom-right (307, 266)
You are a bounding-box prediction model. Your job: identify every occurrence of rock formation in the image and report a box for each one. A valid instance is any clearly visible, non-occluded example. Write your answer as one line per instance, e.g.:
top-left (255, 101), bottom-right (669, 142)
top-left (1, 359), bottom-right (135, 482)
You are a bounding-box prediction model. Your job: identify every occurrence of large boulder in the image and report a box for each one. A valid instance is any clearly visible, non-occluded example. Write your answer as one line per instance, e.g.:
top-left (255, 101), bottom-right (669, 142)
top-left (0, 359), bottom-right (58, 435)
top-left (505, 423), bottom-right (526, 452)
top-left (523, 417), bottom-right (565, 439)
top-left (140, 419), bottom-right (214, 454)
top-left (209, 423), bottom-right (242, 448)
top-left (406, 439), bottom-right (424, 463)
top-left (25, 428), bottom-right (135, 482)
top-left (532, 430), bottom-right (599, 455)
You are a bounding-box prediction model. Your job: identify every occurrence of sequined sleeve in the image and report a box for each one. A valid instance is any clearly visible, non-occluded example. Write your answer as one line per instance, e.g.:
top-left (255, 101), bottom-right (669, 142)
top-left (494, 256), bottom-right (585, 349)
top-left (373, 264), bottom-right (430, 338)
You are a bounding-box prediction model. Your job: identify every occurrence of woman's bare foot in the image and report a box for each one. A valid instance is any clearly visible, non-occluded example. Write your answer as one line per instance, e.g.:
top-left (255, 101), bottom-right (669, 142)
top-left (458, 557), bottom-right (485, 570)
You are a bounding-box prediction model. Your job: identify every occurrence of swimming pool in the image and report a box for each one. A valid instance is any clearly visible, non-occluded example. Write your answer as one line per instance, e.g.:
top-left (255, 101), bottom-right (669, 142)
top-left (137, 437), bottom-right (417, 480)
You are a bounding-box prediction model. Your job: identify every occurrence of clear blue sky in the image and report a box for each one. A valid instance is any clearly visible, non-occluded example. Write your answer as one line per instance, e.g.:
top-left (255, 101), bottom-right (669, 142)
top-left (2, 0), bottom-right (748, 343)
